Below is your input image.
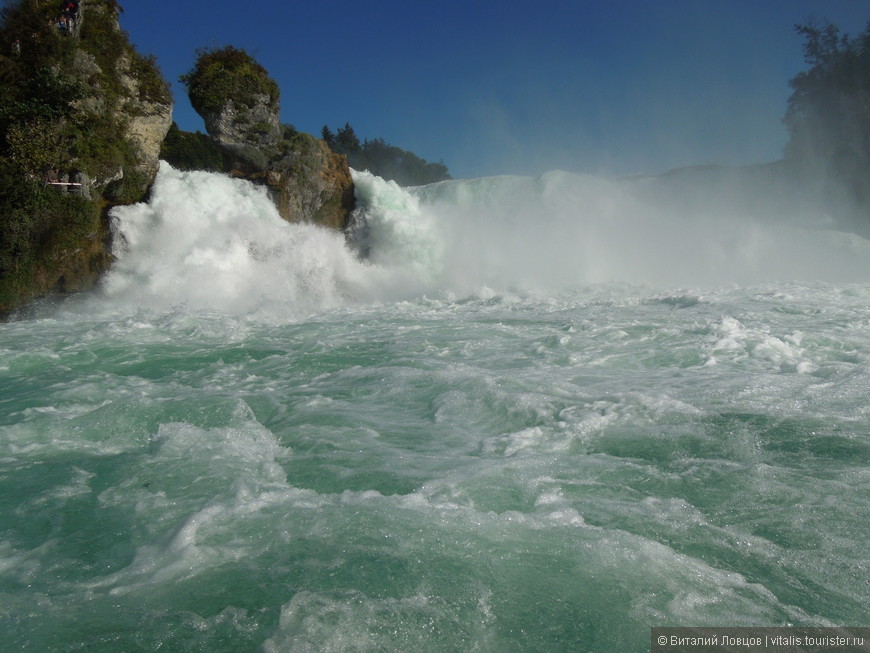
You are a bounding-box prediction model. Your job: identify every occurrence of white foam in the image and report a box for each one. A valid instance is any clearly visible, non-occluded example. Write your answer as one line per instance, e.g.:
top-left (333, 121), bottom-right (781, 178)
top-left (82, 164), bottom-right (870, 323)
top-left (710, 316), bottom-right (818, 372)
top-left (102, 163), bottom-right (376, 317)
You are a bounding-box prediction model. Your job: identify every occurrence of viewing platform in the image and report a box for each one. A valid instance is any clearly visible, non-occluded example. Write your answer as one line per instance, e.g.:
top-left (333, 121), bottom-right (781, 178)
top-left (45, 180), bottom-right (87, 197)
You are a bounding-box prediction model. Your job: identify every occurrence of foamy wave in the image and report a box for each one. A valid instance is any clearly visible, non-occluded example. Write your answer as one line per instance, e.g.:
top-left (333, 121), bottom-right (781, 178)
top-left (102, 163), bottom-right (374, 316)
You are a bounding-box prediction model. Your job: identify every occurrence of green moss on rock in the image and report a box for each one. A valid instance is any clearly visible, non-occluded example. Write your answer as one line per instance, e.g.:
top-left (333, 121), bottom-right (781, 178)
top-left (181, 46), bottom-right (279, 117)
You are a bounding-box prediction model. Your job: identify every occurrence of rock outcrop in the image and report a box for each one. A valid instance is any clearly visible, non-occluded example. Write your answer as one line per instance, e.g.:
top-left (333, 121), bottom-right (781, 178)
top-left (117, 52), bottom-right (174, 182)
top-left (0, 0), bottom-right (174, 315)
top-left (264, 133), bottom-right (355, 230)
top-left (1, 6), bottom-right (355, 318)
top-left (178, 46), bottom-right (354, 229)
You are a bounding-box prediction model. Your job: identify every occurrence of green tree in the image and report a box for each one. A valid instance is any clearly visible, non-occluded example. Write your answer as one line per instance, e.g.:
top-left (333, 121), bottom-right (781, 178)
top-left (784, 20), bottom-right (870, 204)
top-left (320, 125), bottom-right (335, 147)
top-left (159, 122), bottom-right (224, 171)
top-left (322, 122), bottom-right (451, 186)
top-left (335, 123), bottom-right (361, 154)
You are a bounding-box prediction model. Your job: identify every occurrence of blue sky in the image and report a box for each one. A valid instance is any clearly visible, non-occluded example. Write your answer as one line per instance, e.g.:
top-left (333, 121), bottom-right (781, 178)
top-left (115, 1), bottom-right (868, 179)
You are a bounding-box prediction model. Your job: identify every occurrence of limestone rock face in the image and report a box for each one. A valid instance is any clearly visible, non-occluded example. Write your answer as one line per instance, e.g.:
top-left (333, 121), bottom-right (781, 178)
top-left (204, 94), bottom-right (282, 154)
top-left (124, 106), bottom-right (174, 179)
top-left (44, 2), bottom-right (174, 196)
top-left (260, 133), bottom-right (355, 229)
top-left (116, 55), bottom-right (174, 182)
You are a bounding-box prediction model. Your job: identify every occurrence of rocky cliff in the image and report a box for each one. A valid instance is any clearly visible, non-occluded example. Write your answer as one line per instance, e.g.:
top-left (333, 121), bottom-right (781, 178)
top-left (0, 7), bottom-right (355, 318)
top-left (176, 46), bottom-right (355, 229)
top-left (0, 0), bottom-right (173, 315)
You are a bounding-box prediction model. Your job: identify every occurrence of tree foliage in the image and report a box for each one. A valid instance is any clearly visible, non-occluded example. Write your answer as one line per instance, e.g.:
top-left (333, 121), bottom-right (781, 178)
top-left (181, 45), bottom-right (279, 116)
top-left (321, 122), bottom-right (451, 186)
top-left (160, 122), bottom-right (225, 171)
top-left (784, 20), bottom-right (870, 203)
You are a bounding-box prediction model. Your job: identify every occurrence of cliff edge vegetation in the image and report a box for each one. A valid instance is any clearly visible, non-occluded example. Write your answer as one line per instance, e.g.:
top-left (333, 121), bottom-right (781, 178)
top-left (0, 0), bottom-right (173, 315)
top-left (321, 122), bottom-right (451, 187)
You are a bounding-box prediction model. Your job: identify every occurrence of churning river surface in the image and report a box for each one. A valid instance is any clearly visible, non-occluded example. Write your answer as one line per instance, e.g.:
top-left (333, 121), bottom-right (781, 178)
top-left (1, 165), bottom-right (869, 651)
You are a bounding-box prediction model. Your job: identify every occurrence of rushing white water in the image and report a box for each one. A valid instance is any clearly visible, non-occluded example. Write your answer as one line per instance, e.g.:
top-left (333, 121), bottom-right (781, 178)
top-left (359, 168), bottom-right (870, 291)
top-left (98, 166), bottom-right (379, 317)
top-left (2, 163), bottom-right (870, 651)
top-left (87, 163), bottom-right (870, 318)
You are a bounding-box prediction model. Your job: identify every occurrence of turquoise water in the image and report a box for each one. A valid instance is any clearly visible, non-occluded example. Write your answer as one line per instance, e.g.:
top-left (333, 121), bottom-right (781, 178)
top-left (2, 167), bottom-right (869, 650)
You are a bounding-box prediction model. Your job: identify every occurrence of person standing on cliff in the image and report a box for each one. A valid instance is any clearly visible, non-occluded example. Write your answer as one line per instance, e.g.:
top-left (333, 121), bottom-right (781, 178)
top-left (60, 1), bottom-right (79, 30)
